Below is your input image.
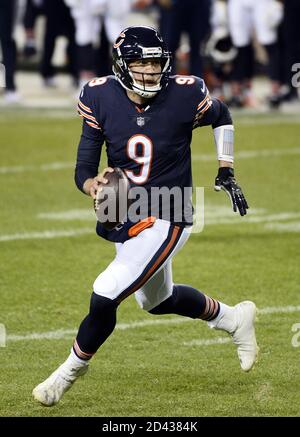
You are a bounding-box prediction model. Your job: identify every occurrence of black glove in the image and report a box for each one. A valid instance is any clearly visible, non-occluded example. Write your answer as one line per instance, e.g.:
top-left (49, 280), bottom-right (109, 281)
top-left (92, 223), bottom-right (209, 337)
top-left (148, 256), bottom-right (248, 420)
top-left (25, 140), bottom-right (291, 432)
top-left (214, 167), bottom-right (249, 216)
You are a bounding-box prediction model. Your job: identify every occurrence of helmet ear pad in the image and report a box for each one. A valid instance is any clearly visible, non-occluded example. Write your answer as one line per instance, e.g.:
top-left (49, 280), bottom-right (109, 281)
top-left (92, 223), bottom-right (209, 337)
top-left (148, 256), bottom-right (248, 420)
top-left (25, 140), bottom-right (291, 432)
top-left (112, 26), bottom-right (172, 98)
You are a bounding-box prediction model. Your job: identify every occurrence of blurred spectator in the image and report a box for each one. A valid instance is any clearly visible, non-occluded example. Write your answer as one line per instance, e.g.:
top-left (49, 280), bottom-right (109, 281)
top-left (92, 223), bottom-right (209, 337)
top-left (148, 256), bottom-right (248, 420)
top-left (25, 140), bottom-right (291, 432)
top-left (280, 0), bottom-right (300, 104)
top-left (65, 0), bottom-right (133, 91)
top-left (157, 0), bottom-right (211, 77)
top-left (41, 0), bottom-right (77, 87)
top-left (0, 0), bottom-right (20, 103)
top-left (205, 0), bottom-right (237, 101)
top-left (227, 0), bottom-right (283, 108)
top-left (23, 0), bottom-right (44, 58)
top-left (94, 17), bottom-right (111, 77)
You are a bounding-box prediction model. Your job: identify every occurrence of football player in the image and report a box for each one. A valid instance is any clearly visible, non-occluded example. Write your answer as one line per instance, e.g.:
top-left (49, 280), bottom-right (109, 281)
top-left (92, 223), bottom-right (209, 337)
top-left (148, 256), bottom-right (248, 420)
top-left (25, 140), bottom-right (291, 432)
top-left (33, 26), bottom-right (258, 406)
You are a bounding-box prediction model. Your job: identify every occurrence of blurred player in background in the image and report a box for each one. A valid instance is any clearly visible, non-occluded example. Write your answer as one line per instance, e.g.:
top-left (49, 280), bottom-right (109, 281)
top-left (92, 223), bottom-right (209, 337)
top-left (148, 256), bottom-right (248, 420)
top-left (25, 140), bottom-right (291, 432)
top-left (158, 0), bottom-right (211, 77)
top-left (32, 25), bottom-right (258, 406)
top-left (227, 0), bottom-right (283, 107)
top-left (205, 0), bottom-right (237, 101)
top-left (280, 0), bottom-right (300, 105)
top-left (22, 0), bottom-right (44, 59)
top-left (65, 0), bottom-right (133, 91)
top-left (41, 0), bottom-right (77, 87)
top-left (0, 0), bottom-right (20, 104)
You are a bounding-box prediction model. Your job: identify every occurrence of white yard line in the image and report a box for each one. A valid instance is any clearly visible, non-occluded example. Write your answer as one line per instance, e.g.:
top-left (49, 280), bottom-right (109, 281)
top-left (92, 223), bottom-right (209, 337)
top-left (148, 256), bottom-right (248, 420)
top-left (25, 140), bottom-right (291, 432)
top-left (193, 147), bottom-right (300, 162)
top-left (258, 305), bottom-right (300, 314)
top-left (38, 210), bottom-right (95, 221)
top-left (183, 338), bottom-right (231, 347)
top-left (1, 147), bottom-right (300, 175)
top-left (0, 162), bottom-right (74, 174)
top-left (232, 115), bottom-right (300, 125)
top-left (37, 207), bottom-right (266, 222)
top-left (0, 228), bottom-right (93, 242)
top-left (203, 212), bottom-right (300, 226)
top-left (264, 222), bottom-right (300, 232)
top-left (7, 318), bottom-right (191, 342)
top-left (1, 210), bottom-right (299, 242)
top-left (6, 305), bottom-right (300, 344)
top-left (7, 329), bottom-right (78, 341)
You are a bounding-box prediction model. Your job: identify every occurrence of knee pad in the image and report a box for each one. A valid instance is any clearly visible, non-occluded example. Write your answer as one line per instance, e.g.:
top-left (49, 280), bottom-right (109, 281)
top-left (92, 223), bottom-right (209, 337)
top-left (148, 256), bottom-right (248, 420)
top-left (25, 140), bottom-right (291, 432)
top-left (93, 267), bottom-right (118, 299)
top-left (93, 261), bottom-right (134, 300)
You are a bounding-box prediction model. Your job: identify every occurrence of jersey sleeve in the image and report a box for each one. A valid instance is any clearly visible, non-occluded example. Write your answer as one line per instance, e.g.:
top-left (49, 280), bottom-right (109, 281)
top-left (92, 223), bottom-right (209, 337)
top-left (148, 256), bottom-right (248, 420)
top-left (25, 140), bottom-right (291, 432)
top-left (191, 78), bottom-right (232, 129)
top-left (191, 78), bottom-right (213, 129)
top-left (75, 84), bottom-right (105, 193)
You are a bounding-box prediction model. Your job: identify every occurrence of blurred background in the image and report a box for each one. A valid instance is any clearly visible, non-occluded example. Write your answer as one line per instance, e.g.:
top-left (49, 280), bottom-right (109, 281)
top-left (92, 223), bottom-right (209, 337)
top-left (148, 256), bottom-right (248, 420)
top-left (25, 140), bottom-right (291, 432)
top-left (0, 0), bottom-right (299, 110)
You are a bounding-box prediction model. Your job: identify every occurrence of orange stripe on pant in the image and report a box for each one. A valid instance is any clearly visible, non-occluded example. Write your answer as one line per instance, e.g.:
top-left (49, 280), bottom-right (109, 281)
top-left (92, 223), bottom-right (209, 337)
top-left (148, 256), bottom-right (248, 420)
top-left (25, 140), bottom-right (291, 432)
top-left (117, 226), bottom-right (181, 304)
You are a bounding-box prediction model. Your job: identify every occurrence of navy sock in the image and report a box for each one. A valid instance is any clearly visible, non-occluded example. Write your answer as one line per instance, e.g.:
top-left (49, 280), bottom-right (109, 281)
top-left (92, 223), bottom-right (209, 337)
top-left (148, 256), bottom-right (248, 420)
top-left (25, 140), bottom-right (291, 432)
top-left (149, 284), bottom-right (220, 320)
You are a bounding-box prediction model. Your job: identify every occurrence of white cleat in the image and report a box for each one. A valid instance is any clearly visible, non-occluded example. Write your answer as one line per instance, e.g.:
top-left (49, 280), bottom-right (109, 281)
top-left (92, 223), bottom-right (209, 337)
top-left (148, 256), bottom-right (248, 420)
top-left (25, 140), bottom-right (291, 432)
top-left (32, 364), bottom-right (88, 406)
top-left (231, 301), bottom-right (259, 372)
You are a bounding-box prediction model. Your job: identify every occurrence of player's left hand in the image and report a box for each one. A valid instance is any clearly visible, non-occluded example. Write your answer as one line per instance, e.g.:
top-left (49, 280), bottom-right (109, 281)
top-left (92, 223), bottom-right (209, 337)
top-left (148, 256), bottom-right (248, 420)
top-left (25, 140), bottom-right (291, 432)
top-left (214, 167), bottom-right (249, 216)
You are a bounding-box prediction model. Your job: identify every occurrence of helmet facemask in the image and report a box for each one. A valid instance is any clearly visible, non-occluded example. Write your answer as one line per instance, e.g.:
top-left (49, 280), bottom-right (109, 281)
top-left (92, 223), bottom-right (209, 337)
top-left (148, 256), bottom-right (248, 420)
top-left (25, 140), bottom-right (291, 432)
top-left (112, 27), bottom-right (172, 99)
top-left (129, 68), bottom-right (163, 98)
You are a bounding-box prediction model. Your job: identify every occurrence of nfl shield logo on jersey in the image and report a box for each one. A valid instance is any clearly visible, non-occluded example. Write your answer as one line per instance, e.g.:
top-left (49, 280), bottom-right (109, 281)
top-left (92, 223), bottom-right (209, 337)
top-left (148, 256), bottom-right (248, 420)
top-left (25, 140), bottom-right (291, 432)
top-left (136, 117), bottom-right (145, 127)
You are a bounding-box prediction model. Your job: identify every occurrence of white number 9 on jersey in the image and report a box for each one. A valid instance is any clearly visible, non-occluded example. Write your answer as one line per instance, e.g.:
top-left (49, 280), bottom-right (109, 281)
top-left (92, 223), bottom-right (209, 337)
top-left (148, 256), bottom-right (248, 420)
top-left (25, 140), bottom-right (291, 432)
top-left (125, 134), bottom-right (153, 184)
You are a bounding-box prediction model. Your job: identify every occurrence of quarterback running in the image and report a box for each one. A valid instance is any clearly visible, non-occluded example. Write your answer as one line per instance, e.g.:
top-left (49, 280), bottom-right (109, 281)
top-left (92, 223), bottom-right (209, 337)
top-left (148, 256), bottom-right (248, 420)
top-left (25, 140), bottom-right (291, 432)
top-left (33, 26), bottom-right (258, 406)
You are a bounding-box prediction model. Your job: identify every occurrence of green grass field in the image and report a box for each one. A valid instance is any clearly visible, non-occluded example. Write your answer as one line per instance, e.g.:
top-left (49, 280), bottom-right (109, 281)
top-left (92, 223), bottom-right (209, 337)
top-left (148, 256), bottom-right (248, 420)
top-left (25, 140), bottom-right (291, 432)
top-left (0, 109), bottom-right (300, 417)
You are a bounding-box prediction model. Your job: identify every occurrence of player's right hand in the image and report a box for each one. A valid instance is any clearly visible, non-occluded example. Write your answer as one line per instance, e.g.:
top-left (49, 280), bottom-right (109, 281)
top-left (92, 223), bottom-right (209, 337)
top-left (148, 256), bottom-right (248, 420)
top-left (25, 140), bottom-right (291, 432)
top-left (87, 167), bottom-right (114, 199)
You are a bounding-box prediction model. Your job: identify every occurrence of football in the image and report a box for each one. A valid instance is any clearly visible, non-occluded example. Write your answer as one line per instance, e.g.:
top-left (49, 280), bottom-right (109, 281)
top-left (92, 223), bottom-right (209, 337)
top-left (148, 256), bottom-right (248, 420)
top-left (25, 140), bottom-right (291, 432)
top-left (94, 167), bottom-right (130, 230)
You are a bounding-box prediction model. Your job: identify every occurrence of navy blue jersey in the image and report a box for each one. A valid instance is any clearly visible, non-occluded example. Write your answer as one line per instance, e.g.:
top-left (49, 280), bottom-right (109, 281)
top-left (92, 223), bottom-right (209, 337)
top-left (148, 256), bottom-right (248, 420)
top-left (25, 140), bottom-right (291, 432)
top-left (75, 75), bottom-right (232, 242)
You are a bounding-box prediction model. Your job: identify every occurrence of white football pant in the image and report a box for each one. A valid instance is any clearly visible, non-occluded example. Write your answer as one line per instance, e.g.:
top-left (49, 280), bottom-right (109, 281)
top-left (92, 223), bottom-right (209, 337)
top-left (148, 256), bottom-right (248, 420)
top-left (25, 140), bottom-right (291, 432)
top-left (68, 0), bottom-right (132, 46)
top-left (228, 0), bottom-right (283, 47)
top-left (93, 219), bottom-right (191, 311)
